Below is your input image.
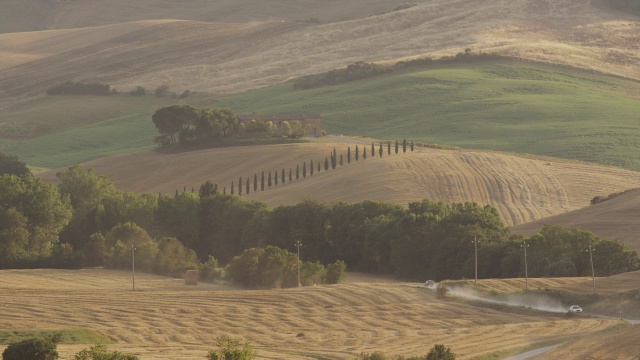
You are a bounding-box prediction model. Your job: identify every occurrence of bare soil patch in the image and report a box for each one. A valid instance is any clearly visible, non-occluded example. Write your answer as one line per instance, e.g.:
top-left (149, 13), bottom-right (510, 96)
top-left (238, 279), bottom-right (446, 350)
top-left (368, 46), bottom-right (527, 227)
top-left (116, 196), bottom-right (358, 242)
top-left (0, 269), bottom-right (620, 359)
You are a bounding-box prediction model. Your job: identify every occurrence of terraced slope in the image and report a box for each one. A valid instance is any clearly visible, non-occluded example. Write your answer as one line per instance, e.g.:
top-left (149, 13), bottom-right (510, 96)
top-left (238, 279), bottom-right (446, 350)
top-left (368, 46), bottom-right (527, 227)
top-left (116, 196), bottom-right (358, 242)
top-left (39, 141), bottom-right (640, 227)
top-left (0, 269), bottom-right (620, 359)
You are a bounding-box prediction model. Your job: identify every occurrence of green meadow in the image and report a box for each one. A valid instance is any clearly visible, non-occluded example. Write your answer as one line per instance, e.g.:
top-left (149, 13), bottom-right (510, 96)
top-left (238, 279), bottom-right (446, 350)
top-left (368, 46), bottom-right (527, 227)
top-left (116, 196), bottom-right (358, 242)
top-left (2, 59), bottom-right (639, 171)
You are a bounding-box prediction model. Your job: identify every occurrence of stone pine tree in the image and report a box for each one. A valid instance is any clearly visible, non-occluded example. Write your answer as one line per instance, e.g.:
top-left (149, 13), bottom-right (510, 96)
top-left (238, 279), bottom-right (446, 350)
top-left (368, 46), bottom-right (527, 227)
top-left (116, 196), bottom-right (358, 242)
top-left (403, 138), bottom-right (407, 153)
top-left (246, 177), bottom-right (250, 194)
top-left (388, 141), bottom-right (391, 155)
top-left (303, 161), bottom-right (307, 178)
top-left (371, 142), bottom-right (375, 157)
top-left (395, 140), bottom-right (399, 154)
top-left (340, 154), bottom-right (343, 166)
top-left (231, 181), bottom-right (234, 195)
top-left (289, 168), bottom-right (292, 182)
top-left (268, 171), bottom-right (272, 188)
top-left (411, 140), bottom-right (414, 152)
top-left (281, 168), bottom-right (285, 184)
top-left (379, 142), bottom-right (383, 157)
top-left (296, 164), bottom-right (300, 180)
top-left (254, 174), bottom-right (258, 192)
top-left (324, 156), bottom-right (329, 171)
top-left (275, 169), bottom-right (278, 186)
top-left (261, 171), bottom-right (265, 191)
top-left (238, 176), bottom-right (242, 195)
top-left (355, 145), bottom-right (359, 161)
top-left (310, 160), bottom-right (314, 176)
top-left (347, 146), bottom-right (351, 164)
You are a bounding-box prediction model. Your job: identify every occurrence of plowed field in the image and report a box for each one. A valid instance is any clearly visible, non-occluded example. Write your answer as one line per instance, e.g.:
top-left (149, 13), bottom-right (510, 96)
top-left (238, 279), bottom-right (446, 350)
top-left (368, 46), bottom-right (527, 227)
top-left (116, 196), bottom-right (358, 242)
top-left (0, 269), bottom-right (621, 359)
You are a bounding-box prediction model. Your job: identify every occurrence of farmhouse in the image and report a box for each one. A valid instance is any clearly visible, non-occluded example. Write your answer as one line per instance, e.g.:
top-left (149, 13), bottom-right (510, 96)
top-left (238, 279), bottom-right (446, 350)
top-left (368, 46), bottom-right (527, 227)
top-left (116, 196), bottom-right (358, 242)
top-left (237, 114), bottom-right (323, 137)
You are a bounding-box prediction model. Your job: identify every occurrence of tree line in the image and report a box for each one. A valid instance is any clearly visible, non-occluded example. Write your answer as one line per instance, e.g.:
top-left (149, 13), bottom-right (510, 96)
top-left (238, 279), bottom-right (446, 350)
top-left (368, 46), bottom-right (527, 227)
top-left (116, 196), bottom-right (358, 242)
top-left (226, 139), bottom-right (414, 195)
top-left (0, 166), bottom-right (636, 284)
top-left (151, 105), bottom-right (307, 147)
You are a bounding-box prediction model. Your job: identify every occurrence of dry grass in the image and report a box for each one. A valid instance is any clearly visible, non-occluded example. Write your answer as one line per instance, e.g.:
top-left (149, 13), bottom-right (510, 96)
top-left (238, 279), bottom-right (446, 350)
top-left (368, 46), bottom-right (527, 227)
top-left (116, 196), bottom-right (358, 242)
top-left (0, 268), bottom-right (622, 359)
top-left (541, 323), bottom-right (640, 359)
top-left (474, 277), bottom-right (592, 293)
top-left (0, 0), bottom-right (639, 107)
top-left (549, 270), bottom-right (640, 295)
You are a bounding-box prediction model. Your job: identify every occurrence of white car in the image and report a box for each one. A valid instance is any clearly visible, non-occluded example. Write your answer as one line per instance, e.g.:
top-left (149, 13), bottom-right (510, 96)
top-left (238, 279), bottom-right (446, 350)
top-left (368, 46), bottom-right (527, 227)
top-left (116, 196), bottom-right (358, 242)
top-left (569, 305), bottom-right (583, 313)
top-left (424, 280), bottom-right (436, 289)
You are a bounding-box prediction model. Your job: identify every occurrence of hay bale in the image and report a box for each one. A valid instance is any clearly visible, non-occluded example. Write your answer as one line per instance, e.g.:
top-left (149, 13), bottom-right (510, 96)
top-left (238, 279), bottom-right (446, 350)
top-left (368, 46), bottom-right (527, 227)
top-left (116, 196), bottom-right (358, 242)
top-left (184, 270), bottom-right (198, 286)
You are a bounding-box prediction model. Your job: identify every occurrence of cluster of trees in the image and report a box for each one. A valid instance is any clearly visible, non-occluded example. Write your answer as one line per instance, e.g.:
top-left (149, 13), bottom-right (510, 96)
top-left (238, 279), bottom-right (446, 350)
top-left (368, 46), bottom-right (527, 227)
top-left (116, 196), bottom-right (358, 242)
top-left (45, 82), bottom-right (192, 99)
top-left (293, 52), bottom-right (508, 90)
top-left (152, 105), bottom-right (307, 147)
top-left (358, 344), bottom-right (456, 360)
top-left (294, 61), bottom-right (393, 89)
top-left (227, 140), bottom-right (414, 195)
top-left (1, 165), bottom-right (637, 284)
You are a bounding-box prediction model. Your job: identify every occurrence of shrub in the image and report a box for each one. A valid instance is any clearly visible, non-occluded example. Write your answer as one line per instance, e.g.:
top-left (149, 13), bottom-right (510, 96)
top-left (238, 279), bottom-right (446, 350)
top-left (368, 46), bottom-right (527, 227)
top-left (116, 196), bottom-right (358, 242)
top-left (325, 260), bottom-right (347, 284)
top-left (128, 86), bottom-right (146, 96)
top-left (200, 255), bottom-right (224, 281)
top-left (207, 336), bottom-right (256, 360)
top-left (426, 344), bottom-right (455, 360)
top-left (73, 344), bottom-right (139, 360)
top-left (2, 338), bottom-right (59, 360)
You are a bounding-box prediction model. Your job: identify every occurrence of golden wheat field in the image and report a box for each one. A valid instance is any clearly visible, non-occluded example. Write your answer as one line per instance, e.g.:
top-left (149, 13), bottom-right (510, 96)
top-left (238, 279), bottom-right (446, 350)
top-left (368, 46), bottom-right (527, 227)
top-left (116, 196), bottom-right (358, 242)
top-left (1, 0), bottom-right (638, 106)
top-left (473, 277), bottom-right (592, 294)
top-left (40, 140), bottom-right (640, 229)
top-left (0, 269), bottom-right (624, 360)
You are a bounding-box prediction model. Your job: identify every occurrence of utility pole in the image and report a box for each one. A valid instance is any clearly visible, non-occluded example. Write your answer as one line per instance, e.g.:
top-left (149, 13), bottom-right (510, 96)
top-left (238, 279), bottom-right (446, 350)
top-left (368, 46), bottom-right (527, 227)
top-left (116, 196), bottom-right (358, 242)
top-left (295, 240), bottom-right (302, 287)
top-left (521, 240), bottom-right (529, 291)
top-left (471, 237), bottom-right (479, 285)
top-left (587, 245), bottom-right (596, 294)
top-left (131, 245), bottom-right (136, 291)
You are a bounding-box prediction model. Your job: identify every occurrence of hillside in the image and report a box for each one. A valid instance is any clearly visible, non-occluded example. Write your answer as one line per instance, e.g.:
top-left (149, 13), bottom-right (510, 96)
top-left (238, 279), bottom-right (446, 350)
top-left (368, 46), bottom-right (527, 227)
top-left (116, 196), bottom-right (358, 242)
top-left (0, 268), bottom-right (621, 359)
top-left (0, 0), bottom-right (638, 108)
top-left (39, 141), bottom-right (640, 229)
top-left (512, 188), bottom-right (640, 252)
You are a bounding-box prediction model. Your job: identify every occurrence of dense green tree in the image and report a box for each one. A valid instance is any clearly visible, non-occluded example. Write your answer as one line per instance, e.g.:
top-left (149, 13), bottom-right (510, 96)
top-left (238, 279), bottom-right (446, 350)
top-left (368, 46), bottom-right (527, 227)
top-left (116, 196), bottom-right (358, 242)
top-left (0, 152), bottom-right (30, 177)
top-left (411, 140), bottom-right (415, 152)
top-left (95, 192), bottom-right (158, 237)
top-left (151, 104), bottom-right (200, 144)
top-left (317, 160), bottom-right (321, 173)
top-left (274, 170), bottom-right (278, 186)
top-left (2, 338), bottom-right (59, 360)
top-left (230, 181), bottom-right (234, 195)
top-left (340, 154), bottom-right (343, 166)
top-left (199, 180), bottom-right (218, 198)
top-left (0, 206), bottom-right (29, 266)
top-left (156, 191), bottom-right (199, 250)
top-left (325, 260), bottom-right (347, 284)
top-left (379, 142), bottom-right (383, 157)
top-left (371, 142), bottom-right (375, 157)
top-left (0, 175), bottom-right (72, 257)
top-left (426, 344), bottom-right (456, 360)
top-left (363, 147), bottom-right (367, 160)
top-left (289, 168), bottom-right (292, 182)
top-left (268, 171), bottom-right (272, 188)
top-left (153, 237), bottom-right (198, 277)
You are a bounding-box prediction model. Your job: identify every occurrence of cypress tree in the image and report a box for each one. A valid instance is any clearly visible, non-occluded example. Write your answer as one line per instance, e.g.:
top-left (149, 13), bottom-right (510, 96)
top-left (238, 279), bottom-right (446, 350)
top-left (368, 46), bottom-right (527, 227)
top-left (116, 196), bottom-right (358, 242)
top-left (317, 161), bottom-right (321, 173)
top-left (340, 154), bottom-right (343, 166)
top-left (325, 156), bottom-right (329, 171)
top-left (371, 142), bottom-right (375, 157)
top-left (289, 168), bottom-right (292, 182)
top-left (363, 147), bottom-right (367, 160)
top-left (246, 177), bottom-right (250, 194)
top-left (347, 146), bottom-right (351, 164)
top-left (268, 171), bottom-right (272, 188)
top-left (379, 142), bottom-right (383, 157)
top-left (275, 169), bottom-right (278, 186)
top-left (355, 145), bottom-right (359, 161)
top-left (395, 140), bottom-right (399, 154)
top-left (403, 138), bottom-right (407, 153)
top-left (310, 160), bottom-right (314, 175)
top-left (223, 186), bottom-right (226, 195)
top-left (411, 140), bottom-right (414, 152)
top-left (231, 181), bottom-right (234, 195)
top-left (175, 189), bottom-right (178, 198)
top-left (238, 176), bottom-right (242, 195)
top-left (388, 141), bottom-right (391, 155)
top-left (303, 161), bottom-right (307, 178)
top-left (281, 168), bottom-right (285, 184)
top-left (296, 164), bottom-right (300, 180)
top-left (254, 174), bottom-right (258, 192)
top-left (261, 171), bottom-right (265, 191)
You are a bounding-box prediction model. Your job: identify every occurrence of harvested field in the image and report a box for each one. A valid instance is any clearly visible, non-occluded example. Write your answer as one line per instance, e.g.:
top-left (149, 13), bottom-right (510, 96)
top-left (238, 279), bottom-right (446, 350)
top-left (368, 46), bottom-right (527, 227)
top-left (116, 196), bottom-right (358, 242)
top-left (40, 141), bottom-right (640, 228)
top-left (474, 277), bottom-right (592, 294)
top-left (541, 323), bottom-right (640, 360)
top-left (0, 269), bottom-right (621, 359)
top-left (549, 270), bottom-right (640, 295)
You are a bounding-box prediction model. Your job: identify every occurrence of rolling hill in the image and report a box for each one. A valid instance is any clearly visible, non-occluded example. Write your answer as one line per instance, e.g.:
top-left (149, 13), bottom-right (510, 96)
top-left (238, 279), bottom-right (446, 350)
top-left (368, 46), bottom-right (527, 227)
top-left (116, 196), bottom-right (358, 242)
top-left (0, 268), bottom-right (622, 359)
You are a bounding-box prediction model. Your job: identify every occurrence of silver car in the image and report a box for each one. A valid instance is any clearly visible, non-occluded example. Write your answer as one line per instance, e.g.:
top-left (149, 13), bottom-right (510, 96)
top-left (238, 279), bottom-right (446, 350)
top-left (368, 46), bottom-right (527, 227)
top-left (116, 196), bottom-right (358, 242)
top-left (569, 305), bottom-right (583, 313)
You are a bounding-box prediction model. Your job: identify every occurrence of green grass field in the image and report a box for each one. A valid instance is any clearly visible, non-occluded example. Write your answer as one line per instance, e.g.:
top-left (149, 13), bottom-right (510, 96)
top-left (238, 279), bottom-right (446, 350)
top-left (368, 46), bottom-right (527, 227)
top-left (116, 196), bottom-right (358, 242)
top-left (0, 328), bottom-right (111, 345)
top-left (2, 59), bottom-right (639, 171)
top-left (216, 60), bottom-right (640, 170)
